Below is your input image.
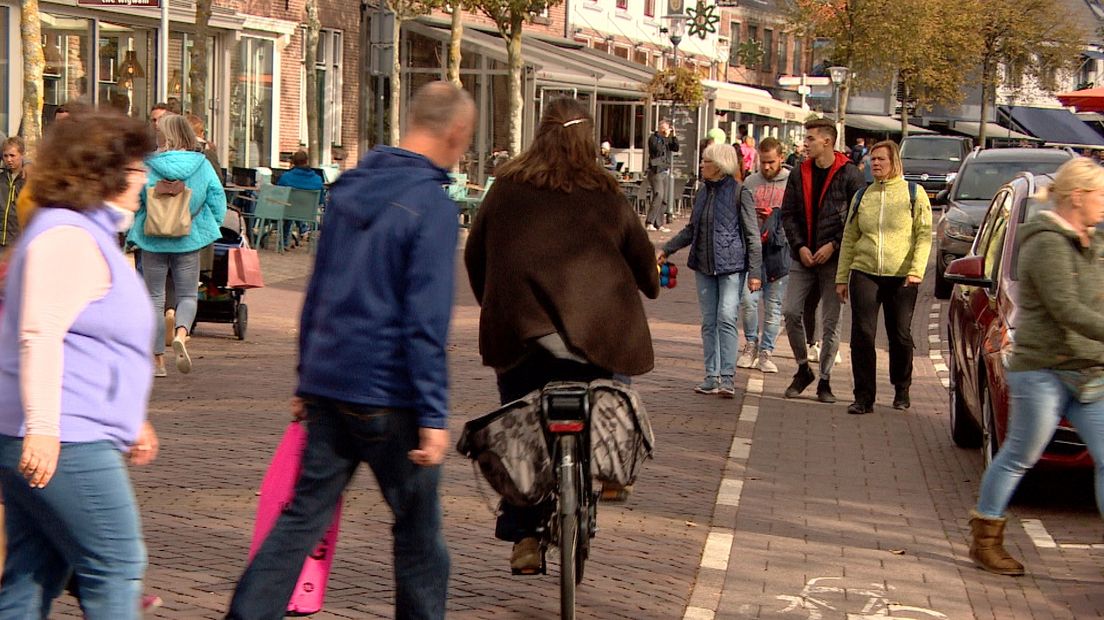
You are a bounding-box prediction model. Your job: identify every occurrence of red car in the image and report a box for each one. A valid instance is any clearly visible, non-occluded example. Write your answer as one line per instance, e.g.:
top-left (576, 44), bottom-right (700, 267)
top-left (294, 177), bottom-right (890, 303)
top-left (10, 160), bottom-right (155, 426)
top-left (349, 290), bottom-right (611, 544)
top-left (944, 171), bottom-right (1093, 469)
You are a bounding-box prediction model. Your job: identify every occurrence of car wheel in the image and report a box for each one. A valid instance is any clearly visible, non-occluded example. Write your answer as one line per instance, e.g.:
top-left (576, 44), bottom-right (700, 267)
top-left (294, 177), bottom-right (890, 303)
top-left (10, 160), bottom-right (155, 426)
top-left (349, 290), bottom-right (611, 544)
top-left (935, 267), bottom-right (953, 300)
top-left (949, 347), bottom-right (981, 448)
top-left (981, 383), bottom-right (1000, 468)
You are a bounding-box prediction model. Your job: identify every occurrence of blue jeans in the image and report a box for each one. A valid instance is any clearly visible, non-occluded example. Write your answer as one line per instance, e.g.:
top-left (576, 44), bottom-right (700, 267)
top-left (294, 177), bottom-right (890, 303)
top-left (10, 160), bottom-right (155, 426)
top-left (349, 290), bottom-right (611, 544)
top-left (140, 250), bottom-right (200, 354)
top-left (976, 369), bottom-right (1104, 518)
top-left (695, 271), bottom-right (747, 378)
top-left (740, 276), bottom-right (787, 352)
top-left (0, 437), bottom-right (146, 620)
top-left (227, 400), bottom-right (449, 620)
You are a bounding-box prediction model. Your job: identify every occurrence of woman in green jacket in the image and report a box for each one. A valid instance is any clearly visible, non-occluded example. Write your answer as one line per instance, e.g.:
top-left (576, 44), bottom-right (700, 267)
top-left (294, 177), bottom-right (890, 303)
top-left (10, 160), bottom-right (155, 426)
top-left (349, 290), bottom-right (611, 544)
top-left (835, 140), bottom-right (931, 414)
top-left (969, 157), bottom-right (1104, 576)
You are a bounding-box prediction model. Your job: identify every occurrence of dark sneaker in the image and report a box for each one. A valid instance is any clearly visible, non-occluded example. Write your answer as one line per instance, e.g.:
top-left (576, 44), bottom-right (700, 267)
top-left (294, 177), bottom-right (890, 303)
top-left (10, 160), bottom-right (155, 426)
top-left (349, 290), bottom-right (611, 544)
top-left (511, 537), bottom-right (543, 575)
top-left (847, 401), bottom-right (873, 415)
top-left (695, 377), bottom-right (721, 394)
top-left (893, 387), bottom-right (911, 410)
top-left (816, 379), bottom-right (836, 403)
top-left (784, 364), bottom-right (816, 398)
top-left (718, 376), bottom-right (736, 398)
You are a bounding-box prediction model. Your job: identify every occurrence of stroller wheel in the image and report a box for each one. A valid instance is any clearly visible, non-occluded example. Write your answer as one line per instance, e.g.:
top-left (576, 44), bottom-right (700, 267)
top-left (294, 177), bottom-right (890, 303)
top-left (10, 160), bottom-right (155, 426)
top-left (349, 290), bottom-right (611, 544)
top-left (234, 303), bottom-right (248, 340)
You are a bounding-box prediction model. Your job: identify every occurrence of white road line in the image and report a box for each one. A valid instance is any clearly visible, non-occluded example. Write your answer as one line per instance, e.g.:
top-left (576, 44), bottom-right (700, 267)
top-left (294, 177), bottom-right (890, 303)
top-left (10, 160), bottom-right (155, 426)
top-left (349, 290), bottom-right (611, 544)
top-left (1020, 519), bottom-right (1058, 549)
top-left (928, 322), bottom-right (940, 330)
top-left (700, 531), bottom-right (735, 570)
top-left (716, 478), bottom-right (744, 507)
top-left (739, 404), bottom-right (759, 423)
top-left (929, 351), bottom-right (943, 360)
top-left (940, 377), bottom-right (950, 388)
top-left (932, 362), bottom-right (948, 373)
top-left (932, 303), bottom-right (941, 311)
top-left (928, 334), bottom-right (940, 344)
top-left (729, 437), bottom-right (751, 460)
top-left (747, 378), bottom-right (764, 395)
top-left (683, 607), bottom-right (715, 620)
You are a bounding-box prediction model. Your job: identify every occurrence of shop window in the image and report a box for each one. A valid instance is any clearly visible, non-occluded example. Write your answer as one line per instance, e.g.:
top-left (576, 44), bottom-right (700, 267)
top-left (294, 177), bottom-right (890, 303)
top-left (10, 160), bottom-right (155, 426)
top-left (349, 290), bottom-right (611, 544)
top-left (793, 38), bottom-right (803, 75)
top-left (614, 45), bottom-right (630, 59)
top-left (300, 29), bottom-right (345, 160)
top-left (728, 21), bottom-right (740, 65)
top-left (41, 14), bottom-right (92, 127)
top-left (633, 48), bottom-right (649, 66)
top-left (98, 21), bottom-right (153, 118)
top-left (762, 29), bottom-right (773, 72)
top-left (644, 0), bottom-right (654, 17)
top-left (616, 0), bottom-right (628, 9)
top-left (168, 32), bottom-right (216, 120)
top-left (230, 36), bottom-right (275, 168)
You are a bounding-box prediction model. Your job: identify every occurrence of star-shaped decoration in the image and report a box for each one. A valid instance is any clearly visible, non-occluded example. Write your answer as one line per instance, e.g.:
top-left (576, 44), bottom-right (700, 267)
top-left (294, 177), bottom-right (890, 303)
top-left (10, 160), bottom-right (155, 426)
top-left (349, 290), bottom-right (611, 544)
top-left (687, 0), bottom-right (720, 40)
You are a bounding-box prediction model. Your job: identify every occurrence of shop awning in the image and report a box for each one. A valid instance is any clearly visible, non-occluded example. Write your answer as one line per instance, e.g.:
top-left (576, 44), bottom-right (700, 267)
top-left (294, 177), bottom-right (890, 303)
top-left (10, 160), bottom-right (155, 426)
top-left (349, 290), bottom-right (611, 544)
top-left (702, 79), bottom-right (808, 122)
top-left (1001, 105), bottom-right (1104, 147)
top-left (1057, 86), bottom-right (1104, 112)
top-left (948, 121), bottom-right (1040, 143)
top-left (844, 113), bottom-right (935, 134)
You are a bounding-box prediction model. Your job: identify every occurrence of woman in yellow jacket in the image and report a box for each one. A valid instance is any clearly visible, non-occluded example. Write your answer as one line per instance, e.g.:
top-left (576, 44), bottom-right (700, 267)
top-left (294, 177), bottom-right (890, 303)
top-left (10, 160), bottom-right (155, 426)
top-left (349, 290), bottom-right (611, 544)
top-left (835, 140), bottom-right (932, 414)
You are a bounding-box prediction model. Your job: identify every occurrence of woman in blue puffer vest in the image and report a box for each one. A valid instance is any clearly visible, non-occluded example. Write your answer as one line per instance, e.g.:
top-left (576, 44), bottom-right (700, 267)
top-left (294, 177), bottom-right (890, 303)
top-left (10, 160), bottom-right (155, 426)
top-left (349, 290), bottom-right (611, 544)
top-left (127, 114), bottom-right (226, 378)
top-left (659, 142), bottom-right (763, 397)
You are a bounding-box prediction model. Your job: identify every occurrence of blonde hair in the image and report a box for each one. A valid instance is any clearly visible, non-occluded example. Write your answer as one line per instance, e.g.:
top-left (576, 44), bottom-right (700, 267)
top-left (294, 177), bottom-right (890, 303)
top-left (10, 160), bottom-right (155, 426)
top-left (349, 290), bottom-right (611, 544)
top-left (870, 140), bottom-right (903, 179)
top-left (703, 143), bottom-right (741, 176)
top-left (159, 114), bottom-right (198, 152)
top-left (1036, 157), bottom-right (1104, 205)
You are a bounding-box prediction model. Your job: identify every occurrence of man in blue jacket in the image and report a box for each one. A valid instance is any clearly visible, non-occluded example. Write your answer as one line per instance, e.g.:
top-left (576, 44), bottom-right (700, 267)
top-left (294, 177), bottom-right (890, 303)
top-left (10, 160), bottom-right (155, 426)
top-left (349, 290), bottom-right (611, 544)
top-left (276, 149), bottom-right (325, 248)
top-left (227, 81), bottom-right (475, 620)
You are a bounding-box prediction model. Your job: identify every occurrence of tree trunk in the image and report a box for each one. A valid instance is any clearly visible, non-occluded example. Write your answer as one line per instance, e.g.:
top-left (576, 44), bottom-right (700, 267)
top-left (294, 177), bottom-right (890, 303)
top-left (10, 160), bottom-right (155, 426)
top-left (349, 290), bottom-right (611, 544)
top-left (389, 10), bottom-right (403, 145)
top-left (506, 18), bottom-right (524, 156)
top-left (900, 80), bottom-right (910, 138)
top-left (20, 0), bottom-right (44, 153)
top-left (978, 63), bottom-right (991, 148)
top-left (305, 0), bottom-right (322, 166)
top-left (447, 1), bottom-right (463, 87)
top-left (189, 0), bottom-right (213, 123)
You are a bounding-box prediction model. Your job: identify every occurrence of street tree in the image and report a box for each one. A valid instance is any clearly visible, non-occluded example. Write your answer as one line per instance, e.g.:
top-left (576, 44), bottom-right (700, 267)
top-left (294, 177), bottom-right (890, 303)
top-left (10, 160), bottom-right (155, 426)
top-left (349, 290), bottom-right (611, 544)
top-left (467, 0), bottom-right (563, 155)
top-left (189, 0), bottom-right (213, 124)
top-left (385, 0), bottom-right (443, 144)
top-left (447, 0), bottom-right (463, 87)
top-left (890, 0), bottom-right (978, 136)
top-left (20, 0), bottom-right (45, 151)
top-left (304, 0), bottom-right (322, 165)
top-left (967, 0), bottom-right (1084, 146)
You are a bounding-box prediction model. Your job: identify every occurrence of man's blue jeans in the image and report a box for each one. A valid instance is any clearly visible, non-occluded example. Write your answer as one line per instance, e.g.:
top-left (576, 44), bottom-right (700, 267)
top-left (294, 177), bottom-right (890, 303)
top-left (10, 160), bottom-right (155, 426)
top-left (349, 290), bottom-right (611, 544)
top-left (740, 276), bottom-right (788, 353)
top-left (695, 271), bottom-right (748, 378)
top-left (0, 437), bottom-right (146, 620)
top-left (226, 401), bottom-right (449, 620)
top-left (976, 369), bottom-right (1104, 519)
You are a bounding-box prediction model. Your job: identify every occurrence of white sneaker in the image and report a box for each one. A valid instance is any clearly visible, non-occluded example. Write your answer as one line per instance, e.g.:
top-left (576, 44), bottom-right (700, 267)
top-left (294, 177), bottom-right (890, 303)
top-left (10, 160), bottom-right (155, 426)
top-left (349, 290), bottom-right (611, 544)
top-left (807, 342), bottom-right (821, 364)
top-left (737, 343), bottom-right (758, 369)
top-left (646, 224), bottom-right (659, 231)
top-left (758, 350), bottom-right (778, 373)
top-left (835, 350), bottom-right (843, 364)
top-left (658, 226), bottom-right (671, 232)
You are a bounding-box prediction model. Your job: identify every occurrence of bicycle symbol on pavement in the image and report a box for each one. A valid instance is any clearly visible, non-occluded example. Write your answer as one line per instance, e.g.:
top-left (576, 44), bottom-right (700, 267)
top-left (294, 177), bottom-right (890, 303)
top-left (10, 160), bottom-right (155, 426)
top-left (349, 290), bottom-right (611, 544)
top-left (776, 577), bottom-right (947, 619)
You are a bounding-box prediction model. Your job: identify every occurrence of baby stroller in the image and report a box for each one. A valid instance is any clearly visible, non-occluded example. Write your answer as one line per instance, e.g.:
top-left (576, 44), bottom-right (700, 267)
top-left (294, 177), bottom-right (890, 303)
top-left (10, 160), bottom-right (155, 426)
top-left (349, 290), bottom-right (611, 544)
top-left (193, 212), bottom-right (250, 339)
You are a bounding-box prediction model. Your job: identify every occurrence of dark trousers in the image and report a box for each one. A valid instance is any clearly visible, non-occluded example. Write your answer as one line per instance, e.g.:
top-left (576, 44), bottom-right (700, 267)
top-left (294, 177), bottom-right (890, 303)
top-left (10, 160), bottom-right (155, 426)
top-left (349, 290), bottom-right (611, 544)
top-left (803, 285), bottom-right (820, 346)
top-left (645, 170), bottom-right (669, 228)
top-left (847, 270), bottom-right (918, 406)
top-left (494, 350), bottom-right (611, 542)
top-left (226, 400), bottom-right (448, 620)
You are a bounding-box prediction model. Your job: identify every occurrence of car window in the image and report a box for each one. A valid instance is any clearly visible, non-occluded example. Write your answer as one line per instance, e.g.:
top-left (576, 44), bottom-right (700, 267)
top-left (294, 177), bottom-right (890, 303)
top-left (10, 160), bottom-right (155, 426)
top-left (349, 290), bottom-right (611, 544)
top-left (972, 189), bottom-right (1010, 258)
top-left (954, 161), bottom-right (1067, 201)
top-left (900, 140), bottom-right (962, 161)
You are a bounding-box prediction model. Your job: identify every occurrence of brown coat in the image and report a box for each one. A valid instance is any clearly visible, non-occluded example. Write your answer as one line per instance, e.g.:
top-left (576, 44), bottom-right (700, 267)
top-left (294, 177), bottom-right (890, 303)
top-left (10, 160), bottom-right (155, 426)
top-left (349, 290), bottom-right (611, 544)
top-left (464, 177), bottom-right (660, 375)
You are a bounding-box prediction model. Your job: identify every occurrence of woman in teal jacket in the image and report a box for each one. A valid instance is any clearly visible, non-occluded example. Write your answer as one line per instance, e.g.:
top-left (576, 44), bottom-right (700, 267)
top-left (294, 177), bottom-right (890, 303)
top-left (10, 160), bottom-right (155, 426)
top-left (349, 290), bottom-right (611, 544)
top-left (127, 114), bottom-right (226, 377)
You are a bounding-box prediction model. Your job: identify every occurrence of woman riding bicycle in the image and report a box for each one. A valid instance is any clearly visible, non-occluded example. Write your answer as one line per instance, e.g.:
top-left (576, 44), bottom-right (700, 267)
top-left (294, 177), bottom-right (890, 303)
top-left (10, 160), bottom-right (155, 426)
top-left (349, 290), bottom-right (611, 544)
top-left (464, 98), bottom-right (660, 574)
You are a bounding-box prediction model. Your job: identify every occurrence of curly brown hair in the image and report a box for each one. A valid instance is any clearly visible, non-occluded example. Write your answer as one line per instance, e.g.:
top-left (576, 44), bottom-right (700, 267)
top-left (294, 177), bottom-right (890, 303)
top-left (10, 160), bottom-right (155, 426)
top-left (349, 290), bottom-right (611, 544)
top-left (495, 98), bottom-right (620, 194)
top-left (31, 110), bottom-right (156, 211)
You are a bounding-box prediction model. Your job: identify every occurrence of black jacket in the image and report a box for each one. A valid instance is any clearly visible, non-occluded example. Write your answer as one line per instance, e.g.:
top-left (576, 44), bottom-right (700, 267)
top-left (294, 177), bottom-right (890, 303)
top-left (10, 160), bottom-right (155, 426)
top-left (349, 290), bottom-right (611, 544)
top-left (780, 152), bottom-right (865, 260)
top-left (647, 131), bottom-right (679, 173)
top-left (1, 169), bottom-right (26, 248)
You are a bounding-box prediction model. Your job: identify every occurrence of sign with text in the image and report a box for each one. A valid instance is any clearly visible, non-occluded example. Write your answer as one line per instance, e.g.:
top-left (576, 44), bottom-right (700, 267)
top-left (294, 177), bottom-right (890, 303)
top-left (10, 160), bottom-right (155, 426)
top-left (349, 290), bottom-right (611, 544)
top-left (77, 0), bottom-right (159, 6)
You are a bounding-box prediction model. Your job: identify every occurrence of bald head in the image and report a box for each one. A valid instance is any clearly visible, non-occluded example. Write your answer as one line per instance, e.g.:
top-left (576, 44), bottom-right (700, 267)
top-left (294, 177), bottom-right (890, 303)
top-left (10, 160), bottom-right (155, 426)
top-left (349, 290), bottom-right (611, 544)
top-left (401, 81), bottom-right (476, 169)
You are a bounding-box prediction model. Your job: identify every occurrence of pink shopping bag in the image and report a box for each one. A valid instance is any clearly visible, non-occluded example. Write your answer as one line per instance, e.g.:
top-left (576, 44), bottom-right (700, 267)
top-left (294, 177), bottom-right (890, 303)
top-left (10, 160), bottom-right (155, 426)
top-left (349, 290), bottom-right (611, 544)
top-left (249, 421), bottom-right (342, 615)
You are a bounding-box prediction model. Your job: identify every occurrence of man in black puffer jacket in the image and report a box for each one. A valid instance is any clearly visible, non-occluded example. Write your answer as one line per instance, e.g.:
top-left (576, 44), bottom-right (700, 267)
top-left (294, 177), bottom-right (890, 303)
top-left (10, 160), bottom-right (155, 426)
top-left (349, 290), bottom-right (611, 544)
top-left (780, 119), bottom-right (864, 403)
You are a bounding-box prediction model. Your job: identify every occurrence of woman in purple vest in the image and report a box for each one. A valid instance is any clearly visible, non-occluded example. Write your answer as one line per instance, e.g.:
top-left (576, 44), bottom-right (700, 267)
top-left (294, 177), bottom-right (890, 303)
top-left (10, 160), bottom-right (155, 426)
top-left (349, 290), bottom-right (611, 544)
top-left (0, 111), bottom-right (160, 619)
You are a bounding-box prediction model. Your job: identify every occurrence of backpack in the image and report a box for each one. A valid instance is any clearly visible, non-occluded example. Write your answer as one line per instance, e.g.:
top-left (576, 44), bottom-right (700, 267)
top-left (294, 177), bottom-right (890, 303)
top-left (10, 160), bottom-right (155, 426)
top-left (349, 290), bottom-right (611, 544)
top-left (848, 181), bottom-right (918, 224)
top-left (144, 179), bottom-right (193, 238)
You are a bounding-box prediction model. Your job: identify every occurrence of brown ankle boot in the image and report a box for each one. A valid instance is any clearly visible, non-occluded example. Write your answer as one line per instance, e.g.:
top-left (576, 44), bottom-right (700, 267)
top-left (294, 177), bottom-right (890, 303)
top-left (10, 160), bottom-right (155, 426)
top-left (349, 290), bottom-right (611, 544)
top-left (968, 510), bottom-right (1025, 576)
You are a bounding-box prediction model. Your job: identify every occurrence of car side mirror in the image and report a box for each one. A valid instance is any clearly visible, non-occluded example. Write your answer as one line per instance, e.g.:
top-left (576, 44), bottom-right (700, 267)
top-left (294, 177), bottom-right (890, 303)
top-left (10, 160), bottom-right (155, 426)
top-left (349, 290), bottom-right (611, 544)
top-left (945, 255), bottom-right (992, 290)
top-left (933, 189), bottom-right (949, 206)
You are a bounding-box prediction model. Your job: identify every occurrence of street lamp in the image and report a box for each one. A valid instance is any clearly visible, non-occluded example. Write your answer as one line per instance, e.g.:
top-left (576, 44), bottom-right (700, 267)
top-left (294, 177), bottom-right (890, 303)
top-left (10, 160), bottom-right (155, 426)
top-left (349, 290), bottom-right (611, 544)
top-left (664, 14), bottom-right (688, 68)
top-left (828, 65), bottom-right (850, 150)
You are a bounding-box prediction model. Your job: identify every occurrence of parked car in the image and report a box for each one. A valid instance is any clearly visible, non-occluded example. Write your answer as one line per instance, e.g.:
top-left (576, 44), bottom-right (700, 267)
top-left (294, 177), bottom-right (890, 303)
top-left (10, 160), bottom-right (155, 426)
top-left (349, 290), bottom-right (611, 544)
top-left (901, 135), bottom-right (973, 198)
top-left (933, 147), bottom-right (1073, 298)
top-left (944, 172), bottom-right (1092, 470)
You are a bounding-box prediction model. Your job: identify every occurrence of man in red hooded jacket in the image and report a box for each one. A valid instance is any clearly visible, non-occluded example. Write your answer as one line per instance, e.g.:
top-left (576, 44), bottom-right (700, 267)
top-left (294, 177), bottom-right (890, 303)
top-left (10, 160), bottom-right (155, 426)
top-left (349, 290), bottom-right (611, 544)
top-left (779, 118), bottom-right (864, 403)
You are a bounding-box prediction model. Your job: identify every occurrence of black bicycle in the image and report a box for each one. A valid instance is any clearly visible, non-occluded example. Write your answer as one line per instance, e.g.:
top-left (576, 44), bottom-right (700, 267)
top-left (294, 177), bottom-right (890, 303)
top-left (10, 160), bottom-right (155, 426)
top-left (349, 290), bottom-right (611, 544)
top-left (540, 384), bottom-right (598, 620)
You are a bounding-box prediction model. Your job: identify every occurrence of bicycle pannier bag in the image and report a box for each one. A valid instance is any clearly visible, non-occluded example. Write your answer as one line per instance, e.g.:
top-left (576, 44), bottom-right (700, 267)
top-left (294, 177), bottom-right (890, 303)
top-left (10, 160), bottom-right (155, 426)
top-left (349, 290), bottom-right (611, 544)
top-left (144, 179), bottom-right (193, 238)
top-left (588, 380), bottom-right (654, 487)
top-left (456, 391), bottom-right (555, 507)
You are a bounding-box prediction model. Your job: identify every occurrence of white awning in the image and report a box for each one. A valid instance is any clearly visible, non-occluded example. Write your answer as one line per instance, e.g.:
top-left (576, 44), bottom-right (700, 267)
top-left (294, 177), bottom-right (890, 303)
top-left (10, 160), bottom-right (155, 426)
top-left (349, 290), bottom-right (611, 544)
top-left (845, 113), bottom-right (935, 134)
top-left (702, 79), bottom-right (808, 122)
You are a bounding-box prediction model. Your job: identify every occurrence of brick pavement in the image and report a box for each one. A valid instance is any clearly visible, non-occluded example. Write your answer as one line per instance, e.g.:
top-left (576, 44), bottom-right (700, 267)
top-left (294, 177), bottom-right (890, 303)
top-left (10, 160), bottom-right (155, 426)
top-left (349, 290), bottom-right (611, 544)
top-left (42, 232), bottom-right (1104, 619)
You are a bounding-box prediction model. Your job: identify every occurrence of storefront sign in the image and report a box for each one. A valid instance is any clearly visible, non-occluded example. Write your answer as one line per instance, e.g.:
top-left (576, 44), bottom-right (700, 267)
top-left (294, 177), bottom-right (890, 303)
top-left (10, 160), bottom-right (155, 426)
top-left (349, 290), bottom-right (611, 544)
top-left (77, 0), bottom-right (159, 6)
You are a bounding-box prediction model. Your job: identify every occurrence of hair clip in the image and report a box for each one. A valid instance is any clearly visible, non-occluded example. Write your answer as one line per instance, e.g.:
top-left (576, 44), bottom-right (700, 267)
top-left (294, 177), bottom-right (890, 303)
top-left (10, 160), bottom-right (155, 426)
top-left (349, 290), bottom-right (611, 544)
top-left (563, 119), bottom-right (586, 127)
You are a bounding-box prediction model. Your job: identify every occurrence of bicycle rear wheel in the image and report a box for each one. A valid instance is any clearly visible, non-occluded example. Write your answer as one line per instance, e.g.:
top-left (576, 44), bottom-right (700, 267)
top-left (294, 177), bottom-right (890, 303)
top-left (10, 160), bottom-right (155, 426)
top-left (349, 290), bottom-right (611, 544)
top-left (558, 434), bottom-right (578, 620)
